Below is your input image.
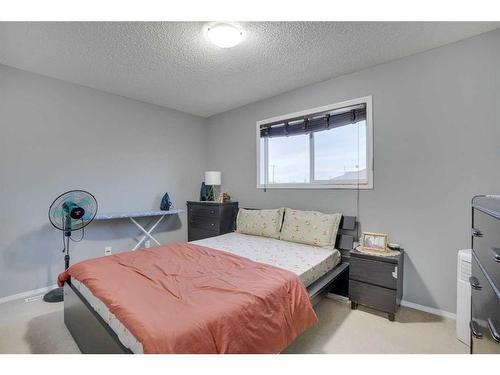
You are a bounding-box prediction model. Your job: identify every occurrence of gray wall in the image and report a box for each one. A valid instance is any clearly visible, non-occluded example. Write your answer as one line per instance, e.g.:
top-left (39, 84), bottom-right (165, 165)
top-left (0, 65), bottom-right (207, 298)
top-left (206, 29), bottom-right (500, 313)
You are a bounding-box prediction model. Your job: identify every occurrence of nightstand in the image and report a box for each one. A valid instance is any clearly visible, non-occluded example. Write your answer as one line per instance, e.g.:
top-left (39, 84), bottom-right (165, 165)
top-left (349, 248), bottom-right (404, 321)
top-left (187, 201), bottom-right (239, 241)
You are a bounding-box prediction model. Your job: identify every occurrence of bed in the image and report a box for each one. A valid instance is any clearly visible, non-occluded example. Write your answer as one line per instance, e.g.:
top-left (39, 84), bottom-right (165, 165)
top-left (61, 215), bottom-right (355, 354)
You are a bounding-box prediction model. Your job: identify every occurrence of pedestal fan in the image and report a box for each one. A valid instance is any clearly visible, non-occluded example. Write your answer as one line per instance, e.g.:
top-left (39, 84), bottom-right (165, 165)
top-left (43, 190), bottom-right (98, 303)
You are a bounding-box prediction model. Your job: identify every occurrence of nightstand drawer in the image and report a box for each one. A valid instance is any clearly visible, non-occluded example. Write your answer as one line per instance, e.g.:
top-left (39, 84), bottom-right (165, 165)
top-left (188, 205), bottom-right (220, 218)
top-left (189, 215), bottom-right (219, 231)
top-left (350, 280), bottom-right (397, 313)
top-left (350, 256), bottom-right (398, 290)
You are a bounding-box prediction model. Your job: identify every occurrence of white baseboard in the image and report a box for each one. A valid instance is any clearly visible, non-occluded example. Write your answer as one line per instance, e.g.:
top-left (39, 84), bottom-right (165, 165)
top-left (324, 294), bottom-right (456, 320)
top-left (0, 284), bottom-right (58, 305)
top-left (401, 299), bottom-right (456, 320)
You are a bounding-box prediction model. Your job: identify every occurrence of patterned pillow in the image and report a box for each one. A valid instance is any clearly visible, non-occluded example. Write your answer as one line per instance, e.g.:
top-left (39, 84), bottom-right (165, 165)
top-left (280, 208), bottom-right (342, 249)
top-left (236, 208), bottom-right (285, 239)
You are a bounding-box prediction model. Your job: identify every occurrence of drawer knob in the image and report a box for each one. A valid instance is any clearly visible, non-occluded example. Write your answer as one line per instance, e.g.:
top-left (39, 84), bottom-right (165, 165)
top-left (491, 247), bottom-right (500, 263)
top-left (488, 318), bottom-right (500, 343)
top-left (469, 276), bottom-right (482, 290)
top-left (472, 228), bottom-right (483, 237)
top-left (470, 320), bottom-right (483, 339)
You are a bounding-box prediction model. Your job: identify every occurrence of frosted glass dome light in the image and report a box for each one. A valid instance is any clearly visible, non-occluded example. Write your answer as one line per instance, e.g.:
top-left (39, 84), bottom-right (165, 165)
top-left (207, 24), bottom-right (244, 48)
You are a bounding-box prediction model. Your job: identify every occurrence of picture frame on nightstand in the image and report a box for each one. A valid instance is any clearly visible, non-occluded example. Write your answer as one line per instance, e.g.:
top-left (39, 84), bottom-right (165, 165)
top-left (360, 232), bottom-right (388, 252)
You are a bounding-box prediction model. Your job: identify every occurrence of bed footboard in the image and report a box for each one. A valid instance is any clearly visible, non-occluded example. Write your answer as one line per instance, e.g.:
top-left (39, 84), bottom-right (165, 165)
top-left (64, 283), bottom-right (132, 354)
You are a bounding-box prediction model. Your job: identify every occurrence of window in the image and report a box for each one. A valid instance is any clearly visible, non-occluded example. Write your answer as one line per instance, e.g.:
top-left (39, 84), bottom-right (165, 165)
top-left (268, 134), bottom-right (310, 184)
top-left (257, 96), bottom-right (373, 189)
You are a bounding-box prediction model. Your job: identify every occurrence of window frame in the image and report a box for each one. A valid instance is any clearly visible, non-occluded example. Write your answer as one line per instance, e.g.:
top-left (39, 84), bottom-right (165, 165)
top-left (256, 96), bottom-right (373, 190)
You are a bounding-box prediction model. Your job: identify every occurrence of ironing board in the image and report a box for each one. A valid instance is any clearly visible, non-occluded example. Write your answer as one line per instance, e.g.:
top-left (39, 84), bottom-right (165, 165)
top-left (94, 209), bottom-right (184, 250)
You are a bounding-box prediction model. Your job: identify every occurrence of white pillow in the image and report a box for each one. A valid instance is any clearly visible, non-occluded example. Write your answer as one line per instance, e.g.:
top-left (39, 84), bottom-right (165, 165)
top-left (236, 208), bottom-right (285, 239)
top-left (280, 208), bottom-right (342, 249)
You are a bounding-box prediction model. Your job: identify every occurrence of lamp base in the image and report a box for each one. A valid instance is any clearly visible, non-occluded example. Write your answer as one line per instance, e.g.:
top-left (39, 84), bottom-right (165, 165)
top-left (207, 185), bottom-right (221, 202)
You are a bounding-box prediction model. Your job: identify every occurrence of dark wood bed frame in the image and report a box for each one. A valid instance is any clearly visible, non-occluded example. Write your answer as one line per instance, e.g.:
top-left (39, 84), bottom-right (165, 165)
top-left (64, 215), bottom-right (356, 354)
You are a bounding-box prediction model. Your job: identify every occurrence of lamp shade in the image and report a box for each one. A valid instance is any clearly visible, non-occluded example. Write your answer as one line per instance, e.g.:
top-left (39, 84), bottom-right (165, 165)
top-left (204, 171), bottom-right (221, 185)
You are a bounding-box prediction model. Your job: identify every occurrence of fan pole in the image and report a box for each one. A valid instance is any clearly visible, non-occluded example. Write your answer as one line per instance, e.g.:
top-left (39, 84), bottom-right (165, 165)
top-left (63, 214), bottom-right (71, 269)
top-left (64, 233), bottom-right (71, 270)
top-left (44, 217), bottom-right (71, 302)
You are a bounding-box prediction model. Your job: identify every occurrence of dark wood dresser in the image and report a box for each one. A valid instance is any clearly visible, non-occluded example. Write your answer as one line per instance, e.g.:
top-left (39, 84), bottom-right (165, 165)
top-left (471, 196), bottom-right (500, 353)
top-left (349, 249), bottom-right (404, 321)
top-left (187, 201), bottom-right (239, 241)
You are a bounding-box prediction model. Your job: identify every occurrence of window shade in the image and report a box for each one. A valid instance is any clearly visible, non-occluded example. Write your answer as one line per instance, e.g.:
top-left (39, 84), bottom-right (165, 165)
top-left (260, 104), bottom-right (366, 138)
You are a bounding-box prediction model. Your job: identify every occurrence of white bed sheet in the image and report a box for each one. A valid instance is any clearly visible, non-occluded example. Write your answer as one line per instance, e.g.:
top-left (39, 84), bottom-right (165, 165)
top-left (71, 232), bottom-right (341, 353)
top-left (193, 232), bottom-right (341, 287)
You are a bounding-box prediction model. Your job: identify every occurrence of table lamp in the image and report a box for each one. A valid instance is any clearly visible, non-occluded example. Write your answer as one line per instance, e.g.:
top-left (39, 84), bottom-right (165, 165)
top-left (204, 171), bottom-right (221, 202)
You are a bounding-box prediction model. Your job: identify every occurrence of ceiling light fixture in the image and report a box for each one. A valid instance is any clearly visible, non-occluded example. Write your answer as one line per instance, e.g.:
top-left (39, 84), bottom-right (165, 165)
top-left (207, 23), bottom-right (244, 48)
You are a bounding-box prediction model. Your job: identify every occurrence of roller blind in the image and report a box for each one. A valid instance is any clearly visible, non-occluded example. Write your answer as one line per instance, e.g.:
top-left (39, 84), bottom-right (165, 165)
top-left (260, 103), bottom-right (366, 138)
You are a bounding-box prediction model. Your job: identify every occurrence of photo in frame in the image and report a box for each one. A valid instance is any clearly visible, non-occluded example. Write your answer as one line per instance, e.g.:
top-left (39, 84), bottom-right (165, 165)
top-left (361, 232), bottom-right (388, 252)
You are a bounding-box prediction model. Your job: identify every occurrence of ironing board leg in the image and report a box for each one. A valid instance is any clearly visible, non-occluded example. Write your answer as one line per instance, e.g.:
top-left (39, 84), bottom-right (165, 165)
top-left (130, 215), bottom-right (165, 250)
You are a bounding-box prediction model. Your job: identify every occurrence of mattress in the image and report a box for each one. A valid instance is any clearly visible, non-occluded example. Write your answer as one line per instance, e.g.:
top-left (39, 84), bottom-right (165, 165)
top-left (71, 233), bottom-right (340, 353)
top-left (193, 232), bottom-right (341, 287)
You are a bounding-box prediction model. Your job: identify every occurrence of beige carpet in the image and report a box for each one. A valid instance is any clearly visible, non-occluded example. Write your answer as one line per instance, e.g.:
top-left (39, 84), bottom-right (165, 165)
top-left (0, 295), bottom-right (468, 354)
top-left (284, 297), bottom-right (468, 354)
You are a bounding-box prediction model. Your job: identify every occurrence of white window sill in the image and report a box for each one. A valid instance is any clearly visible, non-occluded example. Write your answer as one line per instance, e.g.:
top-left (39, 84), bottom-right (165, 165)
top-left (256, 183), bottom-right (373, 190)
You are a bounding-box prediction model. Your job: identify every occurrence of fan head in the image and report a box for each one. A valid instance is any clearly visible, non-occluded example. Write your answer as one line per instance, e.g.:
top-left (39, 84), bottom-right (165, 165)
top-left (49, 190), bottom-right (98, 232)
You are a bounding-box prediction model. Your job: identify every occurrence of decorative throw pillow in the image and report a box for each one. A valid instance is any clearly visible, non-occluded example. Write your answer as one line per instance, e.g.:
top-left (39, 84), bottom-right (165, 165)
top-left (236, 208), bottom-right (285, 239)
top-left (280, 208), bottom-right (342, 249)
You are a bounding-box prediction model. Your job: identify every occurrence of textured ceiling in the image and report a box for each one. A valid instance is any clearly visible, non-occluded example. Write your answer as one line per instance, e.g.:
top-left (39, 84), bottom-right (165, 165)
top-left (0, 22), bottom-right (498, 117)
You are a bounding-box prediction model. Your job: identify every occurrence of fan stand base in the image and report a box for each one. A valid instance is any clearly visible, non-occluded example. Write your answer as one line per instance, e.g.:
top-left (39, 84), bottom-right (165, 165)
top-left (43, 287), bottom-right (64, 303)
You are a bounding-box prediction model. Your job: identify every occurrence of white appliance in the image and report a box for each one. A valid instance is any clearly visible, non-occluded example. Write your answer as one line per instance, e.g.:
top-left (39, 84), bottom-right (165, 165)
top-left (456, 249), bottom-right (472, 346)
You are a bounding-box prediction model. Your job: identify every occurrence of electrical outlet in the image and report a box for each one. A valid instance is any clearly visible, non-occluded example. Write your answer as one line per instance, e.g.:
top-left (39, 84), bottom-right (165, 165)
top-left (104, 246), bottom-right (112, 256)
top-left (145, 240), bottom-right (151, 248)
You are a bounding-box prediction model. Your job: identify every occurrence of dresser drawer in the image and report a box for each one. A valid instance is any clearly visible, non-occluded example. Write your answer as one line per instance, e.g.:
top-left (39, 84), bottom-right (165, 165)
top-left (187, 201), bottom-right (239, 242)
top-left (188, 204), bottom-right (220, 218)
top-left (189, 215), bottom-right (219, 232)
top-left (473, 209), bottom-right (500, 290)
top-left (350, 256), bottom-right (398, 290)
top-left (349, 280), bottom-right (397, 314)
top-left (471, 254), bottom-right (500, 353)
top-left (188, 228), bottom-right (218, 241)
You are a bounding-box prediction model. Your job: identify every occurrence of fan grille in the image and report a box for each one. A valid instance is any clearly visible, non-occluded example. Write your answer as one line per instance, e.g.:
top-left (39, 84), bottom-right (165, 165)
top-left (49, 190), bottom-right (98, 232)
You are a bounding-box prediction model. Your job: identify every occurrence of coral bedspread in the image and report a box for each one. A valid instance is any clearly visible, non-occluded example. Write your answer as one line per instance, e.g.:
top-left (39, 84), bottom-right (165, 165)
top-left (58, 242), bottom-right (317, 354)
